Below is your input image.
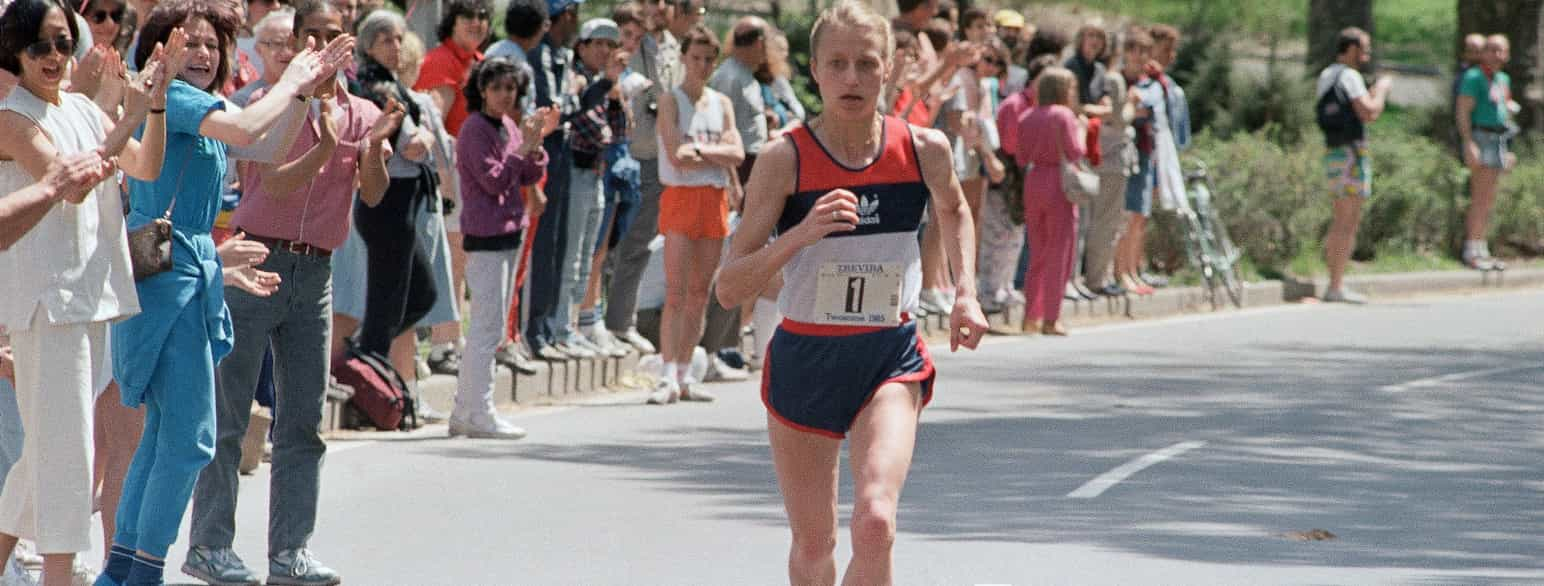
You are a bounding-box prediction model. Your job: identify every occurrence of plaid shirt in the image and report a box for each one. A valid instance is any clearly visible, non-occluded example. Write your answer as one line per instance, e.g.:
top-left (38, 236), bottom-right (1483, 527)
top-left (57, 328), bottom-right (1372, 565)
top-left (571, 62), bottom-right (628, 169)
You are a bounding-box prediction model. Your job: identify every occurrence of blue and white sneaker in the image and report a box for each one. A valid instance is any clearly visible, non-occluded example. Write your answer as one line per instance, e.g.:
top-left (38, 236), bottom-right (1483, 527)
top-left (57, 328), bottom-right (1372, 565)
top-left (266, 550), bottom-right (339, 586)
top-left (182, 547), bottom-right (259, 586)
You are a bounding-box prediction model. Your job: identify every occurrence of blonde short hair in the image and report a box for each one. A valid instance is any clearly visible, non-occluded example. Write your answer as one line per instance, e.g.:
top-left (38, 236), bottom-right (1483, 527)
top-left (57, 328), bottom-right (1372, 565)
top-left (1036, 66), bottom-right (1077, 107)
top-left (398, 31), bottom-right (427, 88)
top-left (810, 0), bottom-right (892, 64)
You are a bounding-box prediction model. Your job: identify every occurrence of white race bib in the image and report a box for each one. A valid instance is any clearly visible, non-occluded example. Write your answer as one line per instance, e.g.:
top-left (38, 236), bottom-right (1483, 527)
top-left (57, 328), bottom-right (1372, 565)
top-left (813, 262), bottom-right (903, 327)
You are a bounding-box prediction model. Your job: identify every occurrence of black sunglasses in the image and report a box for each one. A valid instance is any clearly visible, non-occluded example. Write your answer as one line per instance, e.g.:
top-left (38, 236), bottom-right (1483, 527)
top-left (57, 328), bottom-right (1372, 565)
top-left (25, 36), bottom-right (75, 58)
top-left (89, 7), bottom-right (125, 23)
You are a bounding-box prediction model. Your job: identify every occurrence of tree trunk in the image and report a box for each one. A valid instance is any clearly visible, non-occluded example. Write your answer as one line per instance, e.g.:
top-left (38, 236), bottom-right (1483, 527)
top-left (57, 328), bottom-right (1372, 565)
top-left (1458, 0), bottom-right (1544, 132)
top-left (1306, 0), bottom-right (1375, 73)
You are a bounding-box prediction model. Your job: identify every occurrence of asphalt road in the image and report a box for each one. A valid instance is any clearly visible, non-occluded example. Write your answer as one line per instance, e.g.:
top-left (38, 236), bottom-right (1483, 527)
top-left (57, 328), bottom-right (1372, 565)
top-left (143, 288), bottom-right (1543, 585)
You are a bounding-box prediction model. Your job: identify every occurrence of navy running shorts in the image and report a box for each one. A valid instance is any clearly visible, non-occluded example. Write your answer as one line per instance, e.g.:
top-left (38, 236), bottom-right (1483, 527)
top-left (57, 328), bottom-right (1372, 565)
top-left (761, 318), bottom-right (936, 438)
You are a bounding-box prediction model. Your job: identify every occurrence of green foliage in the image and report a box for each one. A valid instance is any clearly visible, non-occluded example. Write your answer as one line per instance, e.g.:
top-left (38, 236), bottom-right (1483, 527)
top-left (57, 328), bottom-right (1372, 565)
top-left (779, 15), bottom-right (823, 117)
top-left (1032, 0), bottom-right (1453, 67)
top-left (1143, 121), bottom-right (1512, 279)
top-left (1494, 142), bottom-right (1544, 256)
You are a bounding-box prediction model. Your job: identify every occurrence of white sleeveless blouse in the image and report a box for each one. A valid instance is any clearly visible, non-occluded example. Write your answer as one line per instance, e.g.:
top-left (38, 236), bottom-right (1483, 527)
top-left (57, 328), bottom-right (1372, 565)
top-left (0, 87), bottom-right (140, 331)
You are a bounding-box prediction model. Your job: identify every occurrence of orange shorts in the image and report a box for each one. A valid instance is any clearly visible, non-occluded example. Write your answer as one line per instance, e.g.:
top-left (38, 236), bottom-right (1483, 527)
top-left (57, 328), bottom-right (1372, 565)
top-left (659, 185), bottom-right (730, 240)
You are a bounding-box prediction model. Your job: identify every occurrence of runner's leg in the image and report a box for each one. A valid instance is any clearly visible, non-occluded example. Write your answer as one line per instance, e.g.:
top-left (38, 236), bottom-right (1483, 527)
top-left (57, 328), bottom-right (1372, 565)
top-left (768, 415), bottom-right (841, 586)
top-left (842, 382), bottom-right (923, 586)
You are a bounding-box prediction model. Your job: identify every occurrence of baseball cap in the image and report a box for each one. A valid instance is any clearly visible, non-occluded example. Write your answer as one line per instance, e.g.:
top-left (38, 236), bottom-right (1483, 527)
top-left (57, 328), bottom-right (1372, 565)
top-left (547, 0), bottom-right (584, 16)
top-left (579, 18), bottom-right (621, 43)
top-left (994, 9), bottom-right (1025, 29)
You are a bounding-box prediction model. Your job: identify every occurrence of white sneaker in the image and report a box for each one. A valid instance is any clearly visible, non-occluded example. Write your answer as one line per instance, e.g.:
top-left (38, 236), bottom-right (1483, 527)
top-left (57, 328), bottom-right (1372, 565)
top-left (12, 543), bottom-right (39, 572)
top-left (448, 412), bottom-right (527, 440)
top-left (918, 289), bottom-right (949, 315)
top-left (647, 378), bottom-right (680, 405)
top-left (613, 328), bottom-right (657, 354)
top-left (679, 381), bottom-right (717, 402)
top-left (1322, 287), bottom-right (1368, 305)
top-left (588, 328), bottom-right (632, 358)
top-left (554, 341), bottom-right (597, 360)
top-left (704, 356), bottom-right (749, 382)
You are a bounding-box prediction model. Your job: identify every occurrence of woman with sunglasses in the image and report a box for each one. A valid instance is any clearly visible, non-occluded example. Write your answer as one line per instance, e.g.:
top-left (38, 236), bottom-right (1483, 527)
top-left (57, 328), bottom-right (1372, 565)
top-left (0, 0), bottom-right (186, 582)
top-left (94, 0), bottom-right (352, 582)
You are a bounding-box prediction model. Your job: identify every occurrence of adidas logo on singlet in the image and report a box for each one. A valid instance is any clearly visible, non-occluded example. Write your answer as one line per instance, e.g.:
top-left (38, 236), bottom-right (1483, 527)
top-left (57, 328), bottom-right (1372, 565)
top-left (857, 195), bottom-right (880, 226)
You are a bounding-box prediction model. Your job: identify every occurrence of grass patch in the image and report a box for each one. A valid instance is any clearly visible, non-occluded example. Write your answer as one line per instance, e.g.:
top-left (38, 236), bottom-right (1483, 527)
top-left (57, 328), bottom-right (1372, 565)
top-left (1285, 242), bottom-right (1466, 279)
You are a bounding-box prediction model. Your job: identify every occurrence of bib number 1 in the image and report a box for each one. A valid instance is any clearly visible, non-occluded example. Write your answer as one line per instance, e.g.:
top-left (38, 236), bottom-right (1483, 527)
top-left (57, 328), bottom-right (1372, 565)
top-left (813, 262), bottom-right (903, 327)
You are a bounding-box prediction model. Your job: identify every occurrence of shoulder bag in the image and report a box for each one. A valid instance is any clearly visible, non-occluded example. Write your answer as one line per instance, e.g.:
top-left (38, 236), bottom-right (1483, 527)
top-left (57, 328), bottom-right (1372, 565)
top-left (1058, 117), bottom-right (1098, 206)
top-left (128, 140), bottom-right (193, 281)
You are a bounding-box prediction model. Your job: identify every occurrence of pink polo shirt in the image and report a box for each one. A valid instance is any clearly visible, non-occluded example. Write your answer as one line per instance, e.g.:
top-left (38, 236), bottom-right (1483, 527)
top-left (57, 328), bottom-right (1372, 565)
top-left (233, 89), bottom-right (382, 251)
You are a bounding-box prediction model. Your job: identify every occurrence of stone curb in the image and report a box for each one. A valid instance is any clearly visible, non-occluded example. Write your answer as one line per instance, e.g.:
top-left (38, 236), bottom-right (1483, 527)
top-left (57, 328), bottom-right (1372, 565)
top-left (323, 267), bottom-right (1544, 432)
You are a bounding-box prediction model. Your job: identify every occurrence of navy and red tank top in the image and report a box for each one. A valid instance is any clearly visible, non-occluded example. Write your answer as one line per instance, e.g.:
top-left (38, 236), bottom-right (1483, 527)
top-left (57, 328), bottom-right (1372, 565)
top-left (776, 115), bottom-right (931, 325)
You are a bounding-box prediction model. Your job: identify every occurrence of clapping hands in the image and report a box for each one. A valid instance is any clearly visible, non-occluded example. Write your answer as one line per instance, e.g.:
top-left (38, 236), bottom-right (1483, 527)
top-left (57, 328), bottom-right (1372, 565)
top-left (45, 149), bottom-right (118, 205)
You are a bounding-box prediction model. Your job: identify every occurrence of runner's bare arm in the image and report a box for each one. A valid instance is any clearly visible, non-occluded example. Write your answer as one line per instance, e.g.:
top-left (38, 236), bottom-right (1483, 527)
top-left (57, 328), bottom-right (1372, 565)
top-left (913, 125), bottom-right (988, 350)
top-left (716, 136), bottom-right (857, 308)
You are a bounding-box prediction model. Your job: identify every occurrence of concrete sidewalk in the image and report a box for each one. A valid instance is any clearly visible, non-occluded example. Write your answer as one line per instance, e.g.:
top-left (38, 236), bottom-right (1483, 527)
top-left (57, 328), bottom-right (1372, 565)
top-left (321, 267), bottom-right (1544, 433)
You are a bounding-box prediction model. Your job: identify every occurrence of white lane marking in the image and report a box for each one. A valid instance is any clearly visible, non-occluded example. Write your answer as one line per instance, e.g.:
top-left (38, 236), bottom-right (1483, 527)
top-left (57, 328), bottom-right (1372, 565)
top-left (1379, 365), bottom-right (1544, 393)
top-left (1067, 441), bottom-right (1208, 499)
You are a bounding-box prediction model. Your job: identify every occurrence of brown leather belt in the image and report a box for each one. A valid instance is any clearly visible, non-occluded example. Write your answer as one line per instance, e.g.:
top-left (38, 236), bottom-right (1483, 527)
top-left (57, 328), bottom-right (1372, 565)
top-left (244, 234), bottom-right (332, 258)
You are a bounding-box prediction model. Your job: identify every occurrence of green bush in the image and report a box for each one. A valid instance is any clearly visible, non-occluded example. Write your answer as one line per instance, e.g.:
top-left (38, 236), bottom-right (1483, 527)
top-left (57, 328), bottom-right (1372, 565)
top-left (1495, 150), bottom-right (1544, 256)
top-left (1146, 124), bottom-right (1475, 278)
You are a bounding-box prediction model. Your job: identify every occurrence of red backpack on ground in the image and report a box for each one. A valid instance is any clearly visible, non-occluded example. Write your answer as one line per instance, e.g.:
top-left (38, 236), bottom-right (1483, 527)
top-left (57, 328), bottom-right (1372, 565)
top-left (332, 342), bottom-right (417, 431)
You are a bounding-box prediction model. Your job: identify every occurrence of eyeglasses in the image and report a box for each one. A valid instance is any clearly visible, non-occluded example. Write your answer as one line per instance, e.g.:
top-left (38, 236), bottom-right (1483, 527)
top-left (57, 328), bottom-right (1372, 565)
top-left (258, 39), bottom-right (293, 51)
top-left (88, 7), bottom-right (125, 24)
top-left (24, 36), bottom-right (75, 58)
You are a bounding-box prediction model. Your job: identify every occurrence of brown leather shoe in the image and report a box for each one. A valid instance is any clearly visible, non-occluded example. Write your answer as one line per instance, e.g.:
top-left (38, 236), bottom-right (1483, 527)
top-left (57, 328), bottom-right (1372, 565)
top-left (1041, 321), bottom-right (1069, 336)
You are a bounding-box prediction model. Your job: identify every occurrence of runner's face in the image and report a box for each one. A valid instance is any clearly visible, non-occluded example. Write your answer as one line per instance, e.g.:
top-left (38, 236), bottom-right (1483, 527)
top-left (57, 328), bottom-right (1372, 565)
top-left (811, 25), bottom-right (888, 120)
top-left (682, 41), bottom-right (715, 84)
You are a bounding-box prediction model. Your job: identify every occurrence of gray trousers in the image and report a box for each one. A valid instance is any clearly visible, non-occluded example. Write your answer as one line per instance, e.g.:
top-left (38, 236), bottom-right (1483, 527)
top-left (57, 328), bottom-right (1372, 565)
top-left (191, 249), bottom-right (332, 555)
top-left (604, 159), bottom-right (662, 333)
top-left (1083, 172), bottom-right (1130, 288)
top-left (555, 167), bottom-right (606, 343)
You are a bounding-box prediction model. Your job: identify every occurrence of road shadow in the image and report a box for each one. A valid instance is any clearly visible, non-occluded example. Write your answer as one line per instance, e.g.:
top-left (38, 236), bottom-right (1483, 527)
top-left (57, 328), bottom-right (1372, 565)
top-left (412, 339), bottom-right (1544, 574)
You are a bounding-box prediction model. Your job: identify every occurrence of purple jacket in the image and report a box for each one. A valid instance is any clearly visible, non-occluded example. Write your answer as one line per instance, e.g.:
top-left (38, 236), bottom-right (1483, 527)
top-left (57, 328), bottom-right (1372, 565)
top-left (456, 112), bottom-right (547, 237)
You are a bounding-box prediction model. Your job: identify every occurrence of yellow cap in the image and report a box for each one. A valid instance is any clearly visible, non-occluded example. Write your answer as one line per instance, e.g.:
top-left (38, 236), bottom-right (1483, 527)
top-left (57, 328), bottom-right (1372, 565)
top-left (994, 9), bottom-right (1025, 29)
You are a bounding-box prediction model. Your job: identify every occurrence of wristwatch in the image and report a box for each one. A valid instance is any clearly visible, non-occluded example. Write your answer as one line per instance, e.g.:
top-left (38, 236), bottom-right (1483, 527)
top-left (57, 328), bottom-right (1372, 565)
top-left (692, 144), bottom-right (702, 158)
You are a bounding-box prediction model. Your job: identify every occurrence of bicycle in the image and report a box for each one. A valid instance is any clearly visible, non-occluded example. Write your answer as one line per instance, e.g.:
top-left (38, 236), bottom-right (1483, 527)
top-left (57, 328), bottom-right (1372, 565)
top-left (1174, 161), bottom-right (1244, 309)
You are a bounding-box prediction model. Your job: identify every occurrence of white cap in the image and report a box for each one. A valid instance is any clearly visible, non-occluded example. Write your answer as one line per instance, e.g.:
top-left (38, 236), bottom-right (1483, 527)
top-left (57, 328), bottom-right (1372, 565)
top-left (579, 18), bottom-right (621, 43)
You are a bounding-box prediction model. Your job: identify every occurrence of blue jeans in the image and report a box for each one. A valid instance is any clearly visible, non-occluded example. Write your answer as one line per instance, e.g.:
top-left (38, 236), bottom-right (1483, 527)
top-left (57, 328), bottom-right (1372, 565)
top-left (190, 249), bottom-right (333, 555)
top-left (525, 140), bottom-right (573, 351)
top-left (0, 379), bottom-right (20, 494)
top-left (555, 167), bottom-right (605, 343)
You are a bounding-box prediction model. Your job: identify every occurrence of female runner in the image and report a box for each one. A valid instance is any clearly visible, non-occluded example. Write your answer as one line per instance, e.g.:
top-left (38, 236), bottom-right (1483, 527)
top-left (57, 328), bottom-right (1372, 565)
top-left (717, 2), bottom-right (988, 583)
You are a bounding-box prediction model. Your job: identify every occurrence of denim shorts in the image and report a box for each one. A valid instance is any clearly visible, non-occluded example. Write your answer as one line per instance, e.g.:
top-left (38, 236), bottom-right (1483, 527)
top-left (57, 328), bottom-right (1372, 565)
top-left (1125, 153), bottom-right (1154, 215)
top-left (1474, 129), bottom-right (1510, 169)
